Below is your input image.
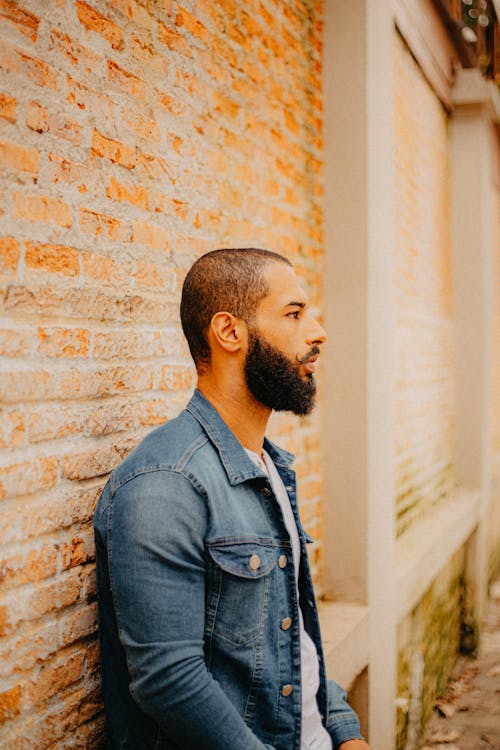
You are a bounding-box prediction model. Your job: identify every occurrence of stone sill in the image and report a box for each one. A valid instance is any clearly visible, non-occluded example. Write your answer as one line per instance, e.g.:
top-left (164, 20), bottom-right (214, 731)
top-left (319, 600), bottom-right (370, 691)
top-left (396, 488), bottom-right (480, 622)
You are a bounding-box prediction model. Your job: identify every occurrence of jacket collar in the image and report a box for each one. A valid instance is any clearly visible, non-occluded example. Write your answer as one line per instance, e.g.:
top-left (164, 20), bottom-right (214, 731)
top-left (186, 389), bottom-right (295, 486)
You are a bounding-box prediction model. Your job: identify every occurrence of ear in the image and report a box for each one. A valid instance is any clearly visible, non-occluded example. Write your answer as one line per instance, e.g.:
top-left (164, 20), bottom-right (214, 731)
top-left (209, 312), bottom-right (247, 355)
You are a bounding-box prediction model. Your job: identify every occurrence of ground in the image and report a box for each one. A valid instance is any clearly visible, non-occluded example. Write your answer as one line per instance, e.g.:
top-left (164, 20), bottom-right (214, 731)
top-left (420, 579), bottom-right (500, 750)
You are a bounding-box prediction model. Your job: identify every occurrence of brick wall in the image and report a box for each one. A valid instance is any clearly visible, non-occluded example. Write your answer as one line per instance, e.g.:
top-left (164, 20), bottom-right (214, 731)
top-left (0, 1), bottom-right (325, 744)
top-left (393, 30), bottom-right (457, 536)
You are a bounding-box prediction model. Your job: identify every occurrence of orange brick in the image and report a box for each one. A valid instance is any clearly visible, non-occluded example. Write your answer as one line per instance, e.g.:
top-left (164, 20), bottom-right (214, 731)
top-left (0, 43), bottom-right (60, 90)
top-left (0, 92), bottom-right (16, 122)
top-left (38, 327), bottom-right (91, 358)
top-left (110, 0), bottom-right (154, 30)
top-left (28, 651), bottom-right (85, 706)
top-left (175, 5), bottom-right (208, 42)
top-left (157, 21), bottom-right (193, 57)
top-left (136, 151), bottom-right (172, 181)
top-left (121, 107), bottom-right (160, 143)
top-left (0, 140), bottom-right (39, 173)
top-left (0, 409), bottom-right (25, 449)
top-left (106, 175), bottom-right (150, 210)
top-left (91, 129), bottom-right (135, 169)
top-left (13, 192), bottom-right (72, 226)
top-left (0, 236), bottom-right (21, 270)
top-left (131, 219), bottom-right (170, 251)
top-left (66, 75), bottom-right (114, 119)
top-left (26, 100), bottom-right (82, 144)
top-left (49, 27), bottom-right (101, 71)
top-left (0, 456), bottom-right (58, 500)
top-left (107, 59), bottom-right (146, 99)
top-left (0, 327), bottom-right (32, 356)
top-left (25, 242), bottom-right (79, 276)
top-left (47, 152), bottom-right (94, 195)
top-left (160, 364), bottom-right (195, 392)
top-left (81, 250), bottom-right (126, 284)
top-left (79, 207), bottom-right (128, 241)
top-left (76, 0), bottom-right (124, 49)
top-left (213, 90), bottom-right (240, 119)
top-left (0, 685), bottom-right (21, 726)
top-left (0, 544), bottom-right (58, 592)
top-left (0, 0), bottom-right (39, 41)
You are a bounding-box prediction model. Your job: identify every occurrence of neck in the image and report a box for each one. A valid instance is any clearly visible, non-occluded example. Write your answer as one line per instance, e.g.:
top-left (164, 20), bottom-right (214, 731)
top-left (197, 377), bottom-right (271, 454)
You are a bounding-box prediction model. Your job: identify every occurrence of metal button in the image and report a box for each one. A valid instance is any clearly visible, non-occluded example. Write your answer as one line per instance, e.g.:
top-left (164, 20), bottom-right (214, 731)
top-left (281, 617), bottom-right (292, 631)
top-left (278, 554), bottom-right (287, 568)
top-left (281, 684), bottom-right (293, 697)
top-left (249, 554), bottom-right (261, 571)
top-left (261, 487), bottom-right (272, 497)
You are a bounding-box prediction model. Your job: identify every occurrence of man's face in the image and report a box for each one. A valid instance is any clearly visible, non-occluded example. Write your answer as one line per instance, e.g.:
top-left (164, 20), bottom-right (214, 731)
top-left (244, 262), bottom-right (327, 416)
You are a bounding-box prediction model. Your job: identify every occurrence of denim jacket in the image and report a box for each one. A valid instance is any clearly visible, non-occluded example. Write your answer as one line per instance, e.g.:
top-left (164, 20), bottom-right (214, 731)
top-left (94, 389), bottom-right (363, 749)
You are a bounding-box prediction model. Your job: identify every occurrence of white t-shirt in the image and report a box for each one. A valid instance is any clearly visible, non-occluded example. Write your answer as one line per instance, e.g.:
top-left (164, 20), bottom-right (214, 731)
top-left (246, 449), bottom-right (332, 750)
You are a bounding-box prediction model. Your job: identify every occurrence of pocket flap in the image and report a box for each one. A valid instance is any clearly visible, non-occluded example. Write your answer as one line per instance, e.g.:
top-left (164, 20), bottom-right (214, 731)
top-left (207, 542), bottom-right (276, 579)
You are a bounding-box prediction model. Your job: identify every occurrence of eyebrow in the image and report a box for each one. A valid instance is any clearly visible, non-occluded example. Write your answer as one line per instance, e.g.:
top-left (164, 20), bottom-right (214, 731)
top-left (286, 301), bottom-right (306, 308)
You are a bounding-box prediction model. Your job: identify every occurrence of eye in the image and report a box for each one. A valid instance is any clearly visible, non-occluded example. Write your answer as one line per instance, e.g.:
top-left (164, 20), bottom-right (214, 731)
top-left (287, 310), bottom-right (301, 319)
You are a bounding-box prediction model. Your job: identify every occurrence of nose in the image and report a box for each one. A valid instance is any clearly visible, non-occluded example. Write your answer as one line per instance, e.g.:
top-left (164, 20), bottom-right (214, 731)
top-left (307, 315), bottom-right (327, 346)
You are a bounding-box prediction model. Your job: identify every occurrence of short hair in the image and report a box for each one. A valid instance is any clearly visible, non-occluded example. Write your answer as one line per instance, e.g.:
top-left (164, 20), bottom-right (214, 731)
top-left (180, 247), bottom-right (291, 371)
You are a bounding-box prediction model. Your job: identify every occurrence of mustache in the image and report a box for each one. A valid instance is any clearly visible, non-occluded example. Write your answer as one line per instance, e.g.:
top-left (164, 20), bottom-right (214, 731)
top-left (296, 346), bottom-right (320, 364)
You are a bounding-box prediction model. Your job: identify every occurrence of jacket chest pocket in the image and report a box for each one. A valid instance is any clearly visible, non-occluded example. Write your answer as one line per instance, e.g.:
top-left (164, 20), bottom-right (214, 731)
top-left (206, 542), bottom-right (276, 646)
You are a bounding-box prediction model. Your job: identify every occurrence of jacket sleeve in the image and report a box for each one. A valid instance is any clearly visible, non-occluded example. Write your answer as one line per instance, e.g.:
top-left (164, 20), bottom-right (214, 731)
top-left (105, 469), bottom-right (274, 750)
top-left (325, 679), bottom-right (365, 748)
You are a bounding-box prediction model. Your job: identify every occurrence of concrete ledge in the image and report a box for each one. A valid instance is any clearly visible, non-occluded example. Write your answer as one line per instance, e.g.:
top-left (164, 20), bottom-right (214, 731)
top-left (319, 601), bottom-right (370, 690)
top-left (396, 489), bottom-right (480, 622)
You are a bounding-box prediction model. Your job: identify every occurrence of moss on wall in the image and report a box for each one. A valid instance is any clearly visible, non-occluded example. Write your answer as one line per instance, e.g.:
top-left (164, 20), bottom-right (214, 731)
top-left (396, 550), bottom-right (465, 750)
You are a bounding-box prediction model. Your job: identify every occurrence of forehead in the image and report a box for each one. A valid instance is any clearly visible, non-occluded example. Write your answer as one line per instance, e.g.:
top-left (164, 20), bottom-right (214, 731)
top-left (258, 261), bottom-right (308, 309)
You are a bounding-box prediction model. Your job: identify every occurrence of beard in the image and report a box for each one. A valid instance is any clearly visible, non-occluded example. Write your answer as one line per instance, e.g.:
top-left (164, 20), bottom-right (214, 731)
top-left (244, 328), bottom-right (317, 416)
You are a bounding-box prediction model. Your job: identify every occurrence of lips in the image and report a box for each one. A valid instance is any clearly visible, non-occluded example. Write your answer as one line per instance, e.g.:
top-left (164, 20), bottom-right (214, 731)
top-left (303, 356), bottom-right (318, 374)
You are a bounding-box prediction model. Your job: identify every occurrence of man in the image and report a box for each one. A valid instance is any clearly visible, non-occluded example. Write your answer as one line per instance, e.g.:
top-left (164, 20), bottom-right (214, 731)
top-left (94, 248), bottom-right (370, 749)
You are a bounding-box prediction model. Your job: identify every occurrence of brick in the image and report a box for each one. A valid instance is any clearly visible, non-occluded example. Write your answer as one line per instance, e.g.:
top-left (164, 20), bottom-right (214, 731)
top-left (13, 192), bottom-right (72, 227)
top-left (0, 543), bottom-right (58, 592)
top-left (91, 129), bottom-right (135, 168)
top-left (107, 59), bottom-right (146, 99)
top-left (26, 101), bottom-right (82, 144)
top-left (0, 410), bottom-right (25, 449)
top-left (25, 242), bottom-right (79, 276)
top-left (0, 140), bottom-right (39, 173)
top-left (136, 151), bottom-right (173, 181)
top-left (28, 651), bottom-right (85, 706)
top-left (93, 329), bottom-right (168, 360)
top-left (47, 152), bottom-right (96, 195)
top-left (66, 75), bottom-right (114, 119)
top-left (0, 92), bottom-right (16, 122)
top-left (62, 532), bottom-right (96, 567)
top-left (159, 364), bottom-right (195, 392)
top-left (0, 43), bottom-right (60, 90)
top-left (0, 0), bottom-right (39, 41)
top-left (79, 207), bottom-right (128, 241)
top-left (0, 236), bottom-right (21, 271)
top-left (0, 456), bottom-right (58, 500)
top-left (157, 21), bottom-right (193, 57)
top-left (61, 441), bottom-right (134, 482)
top-left (81, 250), bottom-right (128, 284)
top-left (131, 219), bottom-right (170, 251)
top-left (110, 0), bottom-right (154, 30)
top-left (106, 175), bottom-right (150, 210)
top-left (175, 5), bottom-right (208, 43)
top-left (0, 487), bottom-right (101, 547)
top-left (121, 107), bottom-right (160, 143)
top-left (0, 685), bottom-right (21, 726)
top-left (0, 327), bottom-right (32, 357)
top-left (37, 327), bottom-right (91, 358)
top-left (49, 27), bottom-right (101, 72)
top-left (76, 0), bottom-right (124, 50)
